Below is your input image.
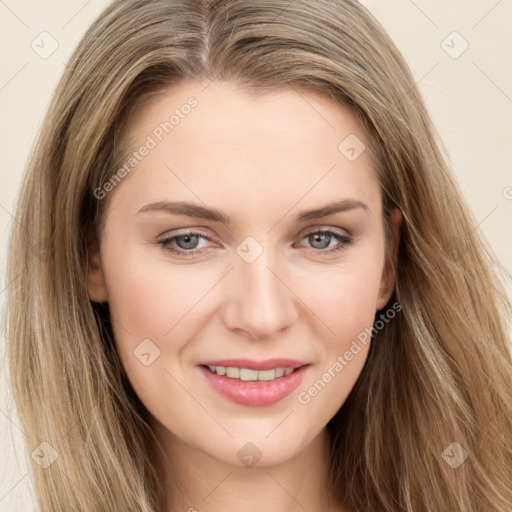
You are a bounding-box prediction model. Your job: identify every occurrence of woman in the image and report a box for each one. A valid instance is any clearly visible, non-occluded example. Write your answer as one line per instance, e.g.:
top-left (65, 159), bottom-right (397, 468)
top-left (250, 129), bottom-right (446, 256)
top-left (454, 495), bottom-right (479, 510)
top-left (4, 0), bottom-right (512, 511)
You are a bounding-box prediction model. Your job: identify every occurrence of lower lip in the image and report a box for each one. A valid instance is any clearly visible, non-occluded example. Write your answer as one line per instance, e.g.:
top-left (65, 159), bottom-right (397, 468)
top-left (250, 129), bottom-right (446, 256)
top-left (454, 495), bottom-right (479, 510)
top-left (198, 365), bottom-right (310, 407)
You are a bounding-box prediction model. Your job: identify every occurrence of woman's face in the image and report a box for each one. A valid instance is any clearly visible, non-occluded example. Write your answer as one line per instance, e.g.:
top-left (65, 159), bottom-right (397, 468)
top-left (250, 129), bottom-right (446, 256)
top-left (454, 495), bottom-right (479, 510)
top-left (88, 80), bottom-right (400, 467)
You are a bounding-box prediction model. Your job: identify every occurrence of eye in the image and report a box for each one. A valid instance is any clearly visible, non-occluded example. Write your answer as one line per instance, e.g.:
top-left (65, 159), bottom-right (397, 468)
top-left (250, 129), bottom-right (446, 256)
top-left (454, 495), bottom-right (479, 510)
top-left (156, 228), bottom-right (353, 256)
top-left (295, 229), bottom-right (353, 254)
top-left (157, 230), bottom-right (211, 255)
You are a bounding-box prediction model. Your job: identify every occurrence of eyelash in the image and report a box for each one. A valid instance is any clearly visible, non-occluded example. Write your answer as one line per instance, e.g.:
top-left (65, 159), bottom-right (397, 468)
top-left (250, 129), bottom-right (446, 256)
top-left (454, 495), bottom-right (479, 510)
top-left (156, 229), bottom-right (353, 256)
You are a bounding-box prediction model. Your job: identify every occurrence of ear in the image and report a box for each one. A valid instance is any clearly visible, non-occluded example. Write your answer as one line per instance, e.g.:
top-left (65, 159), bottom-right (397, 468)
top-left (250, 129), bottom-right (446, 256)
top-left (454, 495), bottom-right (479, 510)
top-left (376, 207), bottom-right (402, 310)
top-left (87, 239), bottom-right (109, 303)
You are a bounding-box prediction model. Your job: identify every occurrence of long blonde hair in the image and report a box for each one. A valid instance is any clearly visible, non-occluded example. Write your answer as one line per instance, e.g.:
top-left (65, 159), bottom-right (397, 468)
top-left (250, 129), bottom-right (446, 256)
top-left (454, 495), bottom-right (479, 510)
top-left (4, 0), bottom-right (512, 510)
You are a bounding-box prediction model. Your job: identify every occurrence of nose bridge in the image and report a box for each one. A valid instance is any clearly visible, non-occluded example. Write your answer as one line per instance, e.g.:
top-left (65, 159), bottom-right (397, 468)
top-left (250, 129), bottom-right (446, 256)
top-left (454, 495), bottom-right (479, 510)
top-left (224, 243), bottom-right (298, 339)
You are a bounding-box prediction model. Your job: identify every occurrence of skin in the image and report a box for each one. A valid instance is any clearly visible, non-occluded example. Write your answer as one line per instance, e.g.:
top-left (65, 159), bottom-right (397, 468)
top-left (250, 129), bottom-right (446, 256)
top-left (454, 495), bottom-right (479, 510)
top-left (87, 79), bottom-right (401, 512)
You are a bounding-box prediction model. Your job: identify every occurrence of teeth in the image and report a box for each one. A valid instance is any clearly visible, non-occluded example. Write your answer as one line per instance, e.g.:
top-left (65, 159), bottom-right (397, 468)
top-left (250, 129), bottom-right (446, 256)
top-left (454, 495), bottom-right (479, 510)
top-left (206, 365), bottom-right (297, 381)
top-left (226, 367), bottom-right (240, 378)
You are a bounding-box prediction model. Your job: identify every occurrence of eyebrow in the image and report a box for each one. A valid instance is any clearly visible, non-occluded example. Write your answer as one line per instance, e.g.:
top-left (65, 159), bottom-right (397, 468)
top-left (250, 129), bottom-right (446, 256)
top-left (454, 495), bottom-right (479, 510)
top-left (136, 198), bottom-right (369, 224)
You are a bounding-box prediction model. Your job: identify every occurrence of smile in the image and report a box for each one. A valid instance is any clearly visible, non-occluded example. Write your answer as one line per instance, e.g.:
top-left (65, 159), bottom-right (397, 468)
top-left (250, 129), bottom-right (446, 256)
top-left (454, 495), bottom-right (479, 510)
top-left (205, 365), bottom-right (295, 381)
top-left (198, 364), bottom-right (311, 407)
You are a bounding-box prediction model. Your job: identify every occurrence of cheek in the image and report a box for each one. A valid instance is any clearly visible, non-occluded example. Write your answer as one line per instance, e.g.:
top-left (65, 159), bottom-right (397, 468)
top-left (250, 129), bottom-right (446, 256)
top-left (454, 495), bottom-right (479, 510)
top-left (313, 271), bottom-right (378, 323)
top-left (101, 251), bottom-right (205, 419)
top-left (103, 249), bottom-right (212, 340)
top-left (294, 264), bottom-right (382, 424)
top-left (298, 256), bottom-right (384, 340)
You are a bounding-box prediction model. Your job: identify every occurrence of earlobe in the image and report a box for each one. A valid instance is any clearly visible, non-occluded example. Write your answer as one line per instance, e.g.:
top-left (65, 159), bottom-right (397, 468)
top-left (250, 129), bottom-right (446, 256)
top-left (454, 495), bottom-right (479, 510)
top-left (376, 207), bottom-right (402, 310)
top-left (87, 239), bottom-right (109, 303)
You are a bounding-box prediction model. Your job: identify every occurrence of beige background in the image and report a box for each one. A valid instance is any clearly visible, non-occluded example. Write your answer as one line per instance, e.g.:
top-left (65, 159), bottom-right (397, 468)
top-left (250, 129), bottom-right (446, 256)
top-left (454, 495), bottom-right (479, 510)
top-left (1, 0), bottom-right (511, 508)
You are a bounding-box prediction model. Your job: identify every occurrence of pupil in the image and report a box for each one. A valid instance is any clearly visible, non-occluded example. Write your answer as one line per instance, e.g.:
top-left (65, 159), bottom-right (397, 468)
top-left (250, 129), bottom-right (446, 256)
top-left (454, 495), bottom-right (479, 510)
top-left (178, 234), bottom-right (198, 249)
top-left (310, 233), bottom-right (330, 249)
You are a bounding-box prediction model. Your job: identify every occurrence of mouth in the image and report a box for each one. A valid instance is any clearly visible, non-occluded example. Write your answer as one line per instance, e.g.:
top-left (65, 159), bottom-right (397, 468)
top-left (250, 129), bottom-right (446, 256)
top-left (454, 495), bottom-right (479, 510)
top-left (197, 362), bottom-right (311, 407)
top-left (200, 364), bottom-right (305, 382)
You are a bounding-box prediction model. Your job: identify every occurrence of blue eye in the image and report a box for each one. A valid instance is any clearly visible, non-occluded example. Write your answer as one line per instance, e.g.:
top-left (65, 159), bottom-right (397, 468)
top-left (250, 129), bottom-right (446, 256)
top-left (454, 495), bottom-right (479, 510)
top-left (157, 229), bottom-right (353, 256)
top-left (298, 230), bottom-right (352, 252)
top-left (157, 230), bottom-right (209, 255)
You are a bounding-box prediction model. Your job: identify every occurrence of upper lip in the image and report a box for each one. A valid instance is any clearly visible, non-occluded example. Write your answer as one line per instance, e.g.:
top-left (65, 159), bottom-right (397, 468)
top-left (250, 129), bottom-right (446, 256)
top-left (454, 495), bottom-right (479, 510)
top-left (198, 358), bottom-right (309, 371)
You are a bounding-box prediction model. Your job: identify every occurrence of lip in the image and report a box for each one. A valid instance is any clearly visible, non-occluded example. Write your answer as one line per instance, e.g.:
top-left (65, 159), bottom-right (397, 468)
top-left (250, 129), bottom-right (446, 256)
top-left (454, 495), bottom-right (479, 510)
top-left (198, 363), bottom-right (311, 407)
top-left (197, 358), bottom-right (307, 371)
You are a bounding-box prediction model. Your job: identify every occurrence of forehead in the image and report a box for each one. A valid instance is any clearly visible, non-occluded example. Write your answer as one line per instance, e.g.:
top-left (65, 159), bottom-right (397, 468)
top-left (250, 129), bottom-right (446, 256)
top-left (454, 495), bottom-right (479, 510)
top-left (128, 79), bottom-right (373, 156)
top-left (107, 80), bottom-right (382, 222)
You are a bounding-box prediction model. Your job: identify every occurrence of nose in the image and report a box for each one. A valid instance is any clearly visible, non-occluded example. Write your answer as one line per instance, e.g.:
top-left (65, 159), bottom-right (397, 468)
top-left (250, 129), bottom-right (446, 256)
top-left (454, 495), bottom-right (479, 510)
top-left (222, 249), bottom-right (299, 340)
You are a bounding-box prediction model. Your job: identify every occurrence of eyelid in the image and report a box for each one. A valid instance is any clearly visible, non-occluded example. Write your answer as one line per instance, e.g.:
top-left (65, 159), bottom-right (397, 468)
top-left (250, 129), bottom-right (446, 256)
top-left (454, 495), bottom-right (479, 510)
top-left (296, 224), bottom-right (351, 239)
top-left (157, 226), bottom-right (216, 242)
